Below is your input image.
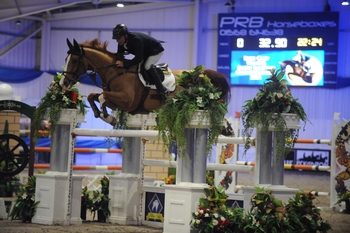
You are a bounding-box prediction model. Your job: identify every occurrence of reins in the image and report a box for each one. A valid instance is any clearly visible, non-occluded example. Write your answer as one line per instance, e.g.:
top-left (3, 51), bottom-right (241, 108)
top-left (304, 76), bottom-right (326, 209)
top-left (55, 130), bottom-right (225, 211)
top-left (66, 47), bottom-right (138, 90)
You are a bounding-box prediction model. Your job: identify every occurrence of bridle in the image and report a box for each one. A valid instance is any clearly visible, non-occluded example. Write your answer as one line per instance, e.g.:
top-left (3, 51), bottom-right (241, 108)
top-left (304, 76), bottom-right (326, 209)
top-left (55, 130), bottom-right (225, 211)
top-left (62, 53), bottom-right (87, 88)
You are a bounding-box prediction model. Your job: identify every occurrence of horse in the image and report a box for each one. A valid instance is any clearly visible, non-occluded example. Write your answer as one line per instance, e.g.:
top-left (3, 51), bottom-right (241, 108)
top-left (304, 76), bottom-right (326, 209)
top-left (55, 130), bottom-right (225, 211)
top-left (279, 60), bottom-right (313, 85)
top-left (60, 38), bottom-right (231, 128)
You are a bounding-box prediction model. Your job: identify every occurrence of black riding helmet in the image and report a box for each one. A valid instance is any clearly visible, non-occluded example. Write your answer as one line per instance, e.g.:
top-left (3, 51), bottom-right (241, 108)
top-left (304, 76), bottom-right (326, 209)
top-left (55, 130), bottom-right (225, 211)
top-left (112, 24), bottom-right (129, 39)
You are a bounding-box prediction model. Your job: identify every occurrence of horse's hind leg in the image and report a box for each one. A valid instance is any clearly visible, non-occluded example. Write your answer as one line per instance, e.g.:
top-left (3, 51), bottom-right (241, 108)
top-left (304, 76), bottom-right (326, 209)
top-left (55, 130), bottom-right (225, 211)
top-left (87, 93), bottom-right (101, 118)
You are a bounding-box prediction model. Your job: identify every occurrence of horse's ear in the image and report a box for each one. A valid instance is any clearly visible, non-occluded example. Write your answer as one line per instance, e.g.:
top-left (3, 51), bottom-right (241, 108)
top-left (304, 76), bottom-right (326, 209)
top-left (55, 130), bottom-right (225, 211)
top-left (67, 38), bottom-right (74, 50)
top-left (73, 39), bottom-right (79, 49)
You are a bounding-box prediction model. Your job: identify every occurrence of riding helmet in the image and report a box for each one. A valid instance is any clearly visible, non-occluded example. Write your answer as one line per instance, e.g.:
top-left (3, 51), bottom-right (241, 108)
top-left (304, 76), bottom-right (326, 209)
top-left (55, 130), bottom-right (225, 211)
top-left (112, 24), bottom-right (129, 39)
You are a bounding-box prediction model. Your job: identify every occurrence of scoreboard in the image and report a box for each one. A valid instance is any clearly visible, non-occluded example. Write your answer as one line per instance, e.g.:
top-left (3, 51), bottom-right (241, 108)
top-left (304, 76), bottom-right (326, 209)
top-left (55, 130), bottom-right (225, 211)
top-left (217, 12), bottom-right (339, 87)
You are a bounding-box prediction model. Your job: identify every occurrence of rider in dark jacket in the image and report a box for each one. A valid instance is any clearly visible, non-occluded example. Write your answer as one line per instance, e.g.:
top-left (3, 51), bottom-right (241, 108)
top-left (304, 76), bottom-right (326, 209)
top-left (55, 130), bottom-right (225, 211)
top-left (112, 24), bottom-right (168, 103)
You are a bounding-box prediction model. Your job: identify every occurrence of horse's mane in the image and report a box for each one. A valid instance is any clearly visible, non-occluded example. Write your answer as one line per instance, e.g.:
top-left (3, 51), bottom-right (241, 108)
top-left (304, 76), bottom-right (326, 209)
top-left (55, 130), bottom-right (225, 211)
top-left (80, 38), bottom-right (114, 56)
top-left (204, 69), bottom-right (231, 103)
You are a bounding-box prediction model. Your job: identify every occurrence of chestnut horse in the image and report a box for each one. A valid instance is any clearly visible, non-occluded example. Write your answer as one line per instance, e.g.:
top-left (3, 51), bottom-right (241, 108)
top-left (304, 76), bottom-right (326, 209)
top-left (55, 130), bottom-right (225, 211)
top-left (60, 39), bottom-right (231, 127)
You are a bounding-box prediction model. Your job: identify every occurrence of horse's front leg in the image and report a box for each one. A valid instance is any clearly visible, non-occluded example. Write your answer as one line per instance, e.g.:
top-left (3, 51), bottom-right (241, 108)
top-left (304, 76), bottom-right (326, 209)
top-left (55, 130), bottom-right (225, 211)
top-left (98, 94), bottom-right (117, 126)
top-left (87, 93), bottom-right (101, 118)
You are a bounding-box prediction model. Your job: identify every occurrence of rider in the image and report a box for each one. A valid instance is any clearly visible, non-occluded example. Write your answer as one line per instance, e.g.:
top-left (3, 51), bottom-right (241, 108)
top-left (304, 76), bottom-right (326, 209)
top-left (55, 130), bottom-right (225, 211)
top-left (112, 23), bottom-right (168, 104)
top-left (292, 50), bottom-right (315, 76)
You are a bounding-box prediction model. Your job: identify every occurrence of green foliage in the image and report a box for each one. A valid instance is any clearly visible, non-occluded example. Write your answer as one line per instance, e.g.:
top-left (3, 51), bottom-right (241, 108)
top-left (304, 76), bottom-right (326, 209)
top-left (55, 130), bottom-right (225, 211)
top-left (244, 187), bottom-right (290, 233)
top-left (81, 186), bottom-right (94, 214)
top-left (88, 172), bottom-right (115, 220)
top-left (286, 190), bottom-right (332, 233)
top-left (191, 187), bottom-right (332, 233)
top-left (9, 176), bottom-right (40, 222)
top-left (190, 186), bottom-right (245, 233)
top-left (32, 71), bottom-right (88, 142)
top-left (156, 65), bottom-right (228, 158)
top-left (241, 69), bottom-right (310, 159)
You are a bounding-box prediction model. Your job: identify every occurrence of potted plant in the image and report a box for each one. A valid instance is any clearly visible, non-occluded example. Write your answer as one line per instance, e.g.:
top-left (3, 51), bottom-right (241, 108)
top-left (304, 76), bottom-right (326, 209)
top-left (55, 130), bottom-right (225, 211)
top-left (156, 65), bottom-right (228, 157)
top-left (334, 188), bottom-right (350, 214)
top-left (190, 186), bottom-right (244, 233)
top-left (8, 176), bottom-right (40, 222)
top-left (243, 187), bottom-right (292, 233)
top-left (241, 68), bottom-right (309, 158)
top-left (286, 190), bottom-right (332, 232)
top-left (32, 70), bottom-right (88, 141)
top-left (91, 175), bottom-right (111, 222)
top-left (81, 186), bottom-right (93, 220)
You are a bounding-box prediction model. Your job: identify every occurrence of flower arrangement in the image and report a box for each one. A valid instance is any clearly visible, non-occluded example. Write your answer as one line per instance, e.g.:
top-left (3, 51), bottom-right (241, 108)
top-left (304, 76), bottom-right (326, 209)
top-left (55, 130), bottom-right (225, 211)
top-left (190, 186), bottom-right (244, 233)
top-left (89, 172), bottom-right (115, 222)
top-left (32, 70), bottom-right (88, 140)
top-left (156, 65), bottom-right (228, 157)
top-left (243, 187), bottom-right (292, 233)
top-left (81, 186), bottom-right (93, 220)
top-left (163, 174), bottom-right (176, 184)
top-left (335, 189), bottom-right (350, 205)
top-left (241, 68), bottom-right (309, 158)
top-left (9, 176), bottom-right (40, 222)
top-left (191, 186), bottom-right (332, 233)
top-left (286, 190), bottom-right (332, 233)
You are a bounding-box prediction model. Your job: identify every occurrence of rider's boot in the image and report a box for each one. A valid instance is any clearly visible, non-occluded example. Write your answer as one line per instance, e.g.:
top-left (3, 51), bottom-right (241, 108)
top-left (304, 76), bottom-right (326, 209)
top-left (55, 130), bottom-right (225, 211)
top-left (148, 65), bottom-right (168, 104)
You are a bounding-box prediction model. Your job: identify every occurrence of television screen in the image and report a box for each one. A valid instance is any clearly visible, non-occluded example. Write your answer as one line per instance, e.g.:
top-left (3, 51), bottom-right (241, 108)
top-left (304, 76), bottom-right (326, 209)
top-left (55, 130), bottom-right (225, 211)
top-left (217, 12), bottom-right (339, 88)
top-left (230, 50), bottom-right (325, 86)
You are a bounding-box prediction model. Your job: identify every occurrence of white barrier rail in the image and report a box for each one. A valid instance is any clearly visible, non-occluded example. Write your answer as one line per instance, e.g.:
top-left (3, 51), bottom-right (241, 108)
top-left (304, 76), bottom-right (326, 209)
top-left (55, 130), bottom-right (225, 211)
top-left (142, 159), bottom-right (254, 173)
top-left (72, 128), bottom-right (247, 144)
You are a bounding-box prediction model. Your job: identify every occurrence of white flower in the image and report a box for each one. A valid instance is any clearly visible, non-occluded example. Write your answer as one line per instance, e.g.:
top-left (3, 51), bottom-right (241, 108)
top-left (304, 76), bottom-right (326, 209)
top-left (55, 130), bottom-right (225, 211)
top-left (305, 214), bottom-right (312, 220)
top-left (51, 95), bottom-right (56, 100)
top-left (195, 211), bottom-right (199, 216)
top-left (220, 216), bottom-right (226, 221)
top-left (196, 96), bottom-right (203, 104)
top-left (213, 213), bottom-right (219, 218)
top-left (172, 98), bottom-right (178, 103)
top-left (317, 219), bottom-right (321, 226)
top-left (251, 215), bottom-right (256, 224)
top-left (195, 219), bottom-right (200, 224)
top-left (276, 92), bottom-right (283, 98)
top-left (209, 93), bottom-right (214, 99)
top-left (199, 209), bottom-right (204, 214)
top-left (204, 213), bottom-right (209, 217)
top-left (212, 219), bottom-right (218, 226)
top-left (198, 87), bottom-right (204, 91)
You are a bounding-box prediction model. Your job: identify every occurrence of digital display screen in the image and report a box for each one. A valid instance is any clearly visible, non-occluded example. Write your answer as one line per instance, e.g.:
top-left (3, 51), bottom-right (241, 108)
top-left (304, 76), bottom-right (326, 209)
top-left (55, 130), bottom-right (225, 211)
top-left (217, 12), bottom-right (339, 87)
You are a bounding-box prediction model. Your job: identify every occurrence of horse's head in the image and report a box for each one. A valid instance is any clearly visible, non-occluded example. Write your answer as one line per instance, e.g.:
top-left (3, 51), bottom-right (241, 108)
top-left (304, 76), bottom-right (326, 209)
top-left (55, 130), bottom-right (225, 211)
top-left (60, 38), bottom-right (88, 91)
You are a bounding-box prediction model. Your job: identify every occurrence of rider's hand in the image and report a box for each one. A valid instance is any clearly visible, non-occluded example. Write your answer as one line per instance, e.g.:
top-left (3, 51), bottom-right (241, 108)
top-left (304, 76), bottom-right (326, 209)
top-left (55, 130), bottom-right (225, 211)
top-left (116, 61), bottom-right (124, 67)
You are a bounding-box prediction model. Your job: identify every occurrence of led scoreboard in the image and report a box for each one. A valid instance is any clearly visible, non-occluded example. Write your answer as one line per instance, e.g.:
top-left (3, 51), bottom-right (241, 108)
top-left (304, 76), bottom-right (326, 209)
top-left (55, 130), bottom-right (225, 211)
top-left (217, 12), bottom-right (339, 87)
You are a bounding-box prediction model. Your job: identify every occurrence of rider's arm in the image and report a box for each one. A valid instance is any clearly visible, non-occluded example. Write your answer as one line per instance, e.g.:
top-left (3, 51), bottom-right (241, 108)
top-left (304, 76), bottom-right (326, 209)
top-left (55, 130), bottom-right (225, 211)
top-left (123, 38), bottom-right (144, 68)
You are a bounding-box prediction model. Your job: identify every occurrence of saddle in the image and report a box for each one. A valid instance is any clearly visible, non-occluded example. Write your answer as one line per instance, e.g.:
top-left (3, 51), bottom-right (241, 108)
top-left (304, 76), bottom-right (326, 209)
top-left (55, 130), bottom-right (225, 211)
top-left (141, 63), bottom-right (169, 84)
top-left (138, 63), bottom-right (175, 92)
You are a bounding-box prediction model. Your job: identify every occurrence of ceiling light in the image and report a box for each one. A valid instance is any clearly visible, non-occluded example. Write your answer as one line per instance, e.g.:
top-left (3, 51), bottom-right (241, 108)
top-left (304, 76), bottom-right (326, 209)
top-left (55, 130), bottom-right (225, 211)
top-left (342, 0), bottom-right (349, 5)
top-left (116, 3), bottom-right (124, 7)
